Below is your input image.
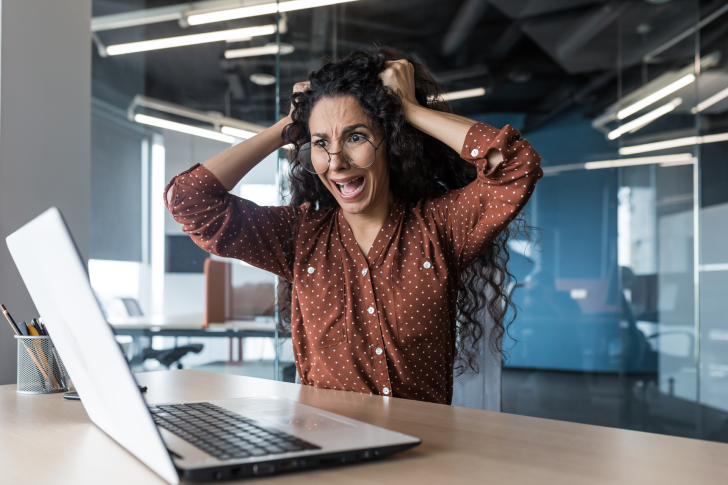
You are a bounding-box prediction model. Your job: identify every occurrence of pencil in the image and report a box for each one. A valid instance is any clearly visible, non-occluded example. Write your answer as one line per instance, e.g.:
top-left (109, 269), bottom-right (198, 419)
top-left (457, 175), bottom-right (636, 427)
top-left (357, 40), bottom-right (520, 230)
top-left (2, 304), bottom-right (54, 388)
top-left (1, 304), bottom-right (22, 335)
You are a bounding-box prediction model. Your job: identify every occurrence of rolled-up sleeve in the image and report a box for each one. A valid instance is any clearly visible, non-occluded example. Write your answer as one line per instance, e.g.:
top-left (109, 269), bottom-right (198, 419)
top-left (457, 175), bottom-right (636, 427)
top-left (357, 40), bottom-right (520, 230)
top-left (164, 163), bottom-right (299, 282)
top-left (427, 122), bottom-right (543, 270)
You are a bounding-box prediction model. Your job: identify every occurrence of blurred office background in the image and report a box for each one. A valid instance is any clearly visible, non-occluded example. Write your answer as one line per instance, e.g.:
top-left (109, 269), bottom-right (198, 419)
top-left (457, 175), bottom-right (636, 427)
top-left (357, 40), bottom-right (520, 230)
top-left (0, 0), bottom-right (725, 445)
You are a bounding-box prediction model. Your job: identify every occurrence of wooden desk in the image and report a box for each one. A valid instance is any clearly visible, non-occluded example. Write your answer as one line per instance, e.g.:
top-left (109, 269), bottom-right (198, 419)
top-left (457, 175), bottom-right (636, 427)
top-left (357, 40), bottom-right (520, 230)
top-left (1, 369), bottom-right (726, 484)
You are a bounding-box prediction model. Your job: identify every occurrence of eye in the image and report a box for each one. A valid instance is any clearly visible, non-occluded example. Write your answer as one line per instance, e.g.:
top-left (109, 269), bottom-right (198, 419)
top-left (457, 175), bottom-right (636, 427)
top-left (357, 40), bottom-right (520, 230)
top-left (348, 132), bottom-right (368, 144)
top-left (312, 139), bottom-right (328, 149)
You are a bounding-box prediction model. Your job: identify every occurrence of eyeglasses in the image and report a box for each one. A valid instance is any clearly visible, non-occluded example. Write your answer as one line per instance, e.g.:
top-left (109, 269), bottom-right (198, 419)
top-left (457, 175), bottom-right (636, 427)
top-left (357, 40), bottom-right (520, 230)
top-left (297, 134), bottom-right (385, 174)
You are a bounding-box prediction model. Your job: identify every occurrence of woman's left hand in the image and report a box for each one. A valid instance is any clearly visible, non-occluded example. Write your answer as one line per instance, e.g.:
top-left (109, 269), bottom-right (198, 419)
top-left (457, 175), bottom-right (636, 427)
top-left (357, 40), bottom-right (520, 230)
top-left (379, 60), bottom-right (418, 106)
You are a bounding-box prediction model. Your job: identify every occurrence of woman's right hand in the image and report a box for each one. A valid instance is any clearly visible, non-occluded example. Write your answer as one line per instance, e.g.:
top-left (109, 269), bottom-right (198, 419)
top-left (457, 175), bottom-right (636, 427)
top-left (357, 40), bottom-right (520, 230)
top-left (286, 81), bottom-right (310, 120)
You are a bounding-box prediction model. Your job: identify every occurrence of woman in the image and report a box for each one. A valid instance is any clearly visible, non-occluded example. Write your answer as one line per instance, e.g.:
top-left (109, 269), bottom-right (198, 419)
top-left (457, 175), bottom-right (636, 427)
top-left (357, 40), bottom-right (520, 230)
top-left (165, 48), bottom-right (542, 404)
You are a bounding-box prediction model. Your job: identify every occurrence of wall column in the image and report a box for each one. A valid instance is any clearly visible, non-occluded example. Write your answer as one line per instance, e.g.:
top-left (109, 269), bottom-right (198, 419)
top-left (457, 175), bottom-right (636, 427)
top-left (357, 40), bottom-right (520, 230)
top-left (0, 0), bottom-right (91, 384)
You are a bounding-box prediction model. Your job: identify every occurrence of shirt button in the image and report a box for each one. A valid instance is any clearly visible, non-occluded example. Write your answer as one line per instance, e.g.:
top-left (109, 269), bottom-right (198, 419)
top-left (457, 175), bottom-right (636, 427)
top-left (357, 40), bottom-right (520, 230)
top-left (362, 268), bottom-right (368, 276)
top-left (471, 148), bottom-right (479, 157)
top-left (307, 267), bottom-right (315, 274)
top-left (382, 387), bottom-right (390, 395)
top-left (423, 261), bottom-right (431, 269)
top-left (375, 347), bottom-right (383, 355)
top-left (367, 306), bottom-right (375, 314)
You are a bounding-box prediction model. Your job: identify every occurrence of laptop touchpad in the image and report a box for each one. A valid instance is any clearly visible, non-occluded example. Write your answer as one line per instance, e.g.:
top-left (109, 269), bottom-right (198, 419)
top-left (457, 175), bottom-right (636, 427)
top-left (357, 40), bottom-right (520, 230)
top-left (267, 414), bottom-right (357, 431)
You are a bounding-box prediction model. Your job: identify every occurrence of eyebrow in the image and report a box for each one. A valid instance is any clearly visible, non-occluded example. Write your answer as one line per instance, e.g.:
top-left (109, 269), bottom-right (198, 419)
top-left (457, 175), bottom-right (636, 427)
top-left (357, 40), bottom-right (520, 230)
top-left (311, 123), bottom-right (370, 139)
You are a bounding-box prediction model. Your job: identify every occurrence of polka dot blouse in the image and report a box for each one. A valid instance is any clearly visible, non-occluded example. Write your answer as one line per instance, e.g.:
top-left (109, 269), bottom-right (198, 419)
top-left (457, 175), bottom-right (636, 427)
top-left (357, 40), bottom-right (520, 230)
top-left (164, 122), bottom-right (543, 404)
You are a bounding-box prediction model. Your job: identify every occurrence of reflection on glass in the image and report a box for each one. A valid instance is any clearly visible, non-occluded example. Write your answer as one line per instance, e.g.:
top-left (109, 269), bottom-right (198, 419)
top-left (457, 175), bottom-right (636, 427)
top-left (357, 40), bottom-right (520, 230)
top-left (89, 0), bottom-right (728, 442)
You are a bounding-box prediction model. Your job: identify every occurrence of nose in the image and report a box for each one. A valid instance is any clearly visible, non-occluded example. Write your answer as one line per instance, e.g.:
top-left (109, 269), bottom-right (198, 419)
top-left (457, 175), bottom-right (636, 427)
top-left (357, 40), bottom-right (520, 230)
top-left (327, 145), bottom-right (352, 172)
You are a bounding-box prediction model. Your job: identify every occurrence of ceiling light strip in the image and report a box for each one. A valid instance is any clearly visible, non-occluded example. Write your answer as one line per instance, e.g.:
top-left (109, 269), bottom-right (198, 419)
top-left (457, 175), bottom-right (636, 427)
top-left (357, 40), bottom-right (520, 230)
top-left (188, 0), bottom-right (360, 26)
top-left (221, 126), bottom-right (259, 139)
top-left (135, 114), bottom-right (236, 143)
top-left (699, 263), bottom-right (728, 272)
top-left (543, 153), bottom-right (694, 175)
top-left (617, 74), bottom-right (695, 120)
top-left (128, 95), bottom-right (266, 133)
top-left (429, 87), bottom-right (487, 102)
top-left (620, 131), bottom-right (728, 155)
top-left (224, 43), bottom-right (294, 59)
top-left (608, 98), bottom-right (682, 140)
top-left (691, 86), bottom-right (728, 113)
top-left (106, 25), bottom-right (276, 55)
top-left (584, 153), bottom-right (694, 170)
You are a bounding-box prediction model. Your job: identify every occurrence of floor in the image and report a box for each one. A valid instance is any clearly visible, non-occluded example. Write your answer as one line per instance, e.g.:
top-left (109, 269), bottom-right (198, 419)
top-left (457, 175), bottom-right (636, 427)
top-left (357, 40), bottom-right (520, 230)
top-left (502, 368), bottom-right (728, 444)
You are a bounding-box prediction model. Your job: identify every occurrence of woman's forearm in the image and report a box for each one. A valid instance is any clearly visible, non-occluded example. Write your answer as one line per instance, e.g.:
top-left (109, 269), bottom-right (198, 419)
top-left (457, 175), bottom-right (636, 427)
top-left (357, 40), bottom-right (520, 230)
top-left (203, 116), bottom-right (291, 191)
top-left (402, 102), bottom-right (503, 169)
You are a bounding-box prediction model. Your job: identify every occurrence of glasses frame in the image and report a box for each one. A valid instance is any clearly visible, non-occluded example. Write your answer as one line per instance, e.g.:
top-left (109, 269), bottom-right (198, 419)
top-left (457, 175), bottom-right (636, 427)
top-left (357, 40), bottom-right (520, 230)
top-left (297, 137), bottom-right (386, 174)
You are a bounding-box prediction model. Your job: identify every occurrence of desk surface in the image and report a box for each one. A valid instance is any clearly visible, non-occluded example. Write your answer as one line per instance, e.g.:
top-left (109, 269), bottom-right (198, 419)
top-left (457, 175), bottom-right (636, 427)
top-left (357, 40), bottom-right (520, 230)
top-left (108, 315), bottom-right (276, 332)
top-left (1, 369), bottom-right (726, 485)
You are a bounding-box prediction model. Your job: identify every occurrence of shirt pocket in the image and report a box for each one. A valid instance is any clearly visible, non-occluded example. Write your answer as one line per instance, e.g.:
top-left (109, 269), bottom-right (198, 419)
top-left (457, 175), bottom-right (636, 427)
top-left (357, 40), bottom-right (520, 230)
top-left (296, 256), bottom-right (348, 349)
top-left (390, 256), bottom-right (450, 347)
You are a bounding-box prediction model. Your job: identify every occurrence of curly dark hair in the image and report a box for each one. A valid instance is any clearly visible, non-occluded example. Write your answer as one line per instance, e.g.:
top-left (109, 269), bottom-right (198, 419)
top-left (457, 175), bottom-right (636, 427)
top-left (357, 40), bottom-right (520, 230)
top-left (278, 46), bottom-right (532, 375)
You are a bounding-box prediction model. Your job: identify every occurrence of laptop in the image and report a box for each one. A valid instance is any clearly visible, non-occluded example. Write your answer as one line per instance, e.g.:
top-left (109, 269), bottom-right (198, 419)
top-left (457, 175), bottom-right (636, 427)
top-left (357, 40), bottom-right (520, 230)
top-left (6, 208), bottom-right (420, 483)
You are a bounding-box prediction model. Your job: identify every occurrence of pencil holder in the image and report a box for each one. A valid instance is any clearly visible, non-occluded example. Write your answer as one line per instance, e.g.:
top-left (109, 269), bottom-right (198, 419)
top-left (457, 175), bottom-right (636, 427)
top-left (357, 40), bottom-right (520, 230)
top-left (15, 336), bottom-right (70, 394)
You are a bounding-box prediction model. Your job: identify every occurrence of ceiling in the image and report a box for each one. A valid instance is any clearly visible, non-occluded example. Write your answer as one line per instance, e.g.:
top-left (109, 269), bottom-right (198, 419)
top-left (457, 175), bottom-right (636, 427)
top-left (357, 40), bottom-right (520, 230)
top-left (93, 0), bottom-right (728, 133)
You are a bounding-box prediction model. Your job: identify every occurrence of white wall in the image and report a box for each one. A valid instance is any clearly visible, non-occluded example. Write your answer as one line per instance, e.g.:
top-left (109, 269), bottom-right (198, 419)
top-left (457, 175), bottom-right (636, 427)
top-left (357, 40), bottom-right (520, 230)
top-left (0, 0), bottom-right (91, 385)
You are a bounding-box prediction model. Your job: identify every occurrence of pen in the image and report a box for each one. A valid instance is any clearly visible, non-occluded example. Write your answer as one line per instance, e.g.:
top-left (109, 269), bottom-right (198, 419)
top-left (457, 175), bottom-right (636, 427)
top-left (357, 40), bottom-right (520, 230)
top-left (35, 317), bottom-right (65, 388)
top-left (26, 321), bottom-right (40, 336)
top-left (1, 304), bottom-right (22, 335)
top-left (35, 317), bottom-right (65, 389)
top-left (2, 305), bottom-right (54, 388)
top-left (34, 318), bottom-right (47, 336)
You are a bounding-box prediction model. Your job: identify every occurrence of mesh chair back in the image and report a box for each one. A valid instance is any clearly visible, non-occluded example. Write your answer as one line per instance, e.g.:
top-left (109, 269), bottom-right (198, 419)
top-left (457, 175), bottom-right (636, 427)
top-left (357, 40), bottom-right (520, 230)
top-left (452, 312), bottom-right (502, 412)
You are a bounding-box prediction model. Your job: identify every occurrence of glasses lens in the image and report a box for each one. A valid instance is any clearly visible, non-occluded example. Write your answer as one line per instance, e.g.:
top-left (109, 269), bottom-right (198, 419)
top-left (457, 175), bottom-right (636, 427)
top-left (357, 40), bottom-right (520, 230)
top-left (344, 136), bottom-right (376, 168)
top-left (299, 142), bottom-right (329, 174)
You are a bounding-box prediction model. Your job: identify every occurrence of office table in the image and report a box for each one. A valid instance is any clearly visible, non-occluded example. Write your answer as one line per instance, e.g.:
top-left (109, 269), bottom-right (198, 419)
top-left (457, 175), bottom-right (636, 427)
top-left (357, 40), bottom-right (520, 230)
top-left (109, 315), bottom-right (278, 339)
top-left (109, 316), bottom-right (281, 368)
top-left (1, 369), bottom-right (726, 484)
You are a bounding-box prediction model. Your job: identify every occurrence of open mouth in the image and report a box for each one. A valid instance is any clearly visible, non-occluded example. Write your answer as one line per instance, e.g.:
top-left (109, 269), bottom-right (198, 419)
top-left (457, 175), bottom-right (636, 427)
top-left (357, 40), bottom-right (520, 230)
top-left (332, 176), bottom-right (366, 199)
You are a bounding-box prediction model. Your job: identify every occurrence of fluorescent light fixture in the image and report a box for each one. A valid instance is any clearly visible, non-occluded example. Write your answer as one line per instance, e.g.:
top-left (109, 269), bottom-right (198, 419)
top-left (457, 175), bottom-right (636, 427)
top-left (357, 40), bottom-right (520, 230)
top-left (620, 131), bottom-right (728, 155)
top-left (221, 126), bottom-right (258, 139)
top-left (187, 0), bottom-right (360, 26)
top-left (250, 73), bottom-right (276, 85)
top-left (617, 74), bottom-right (694, 119)
top-left (106, 25), bottom-right (276, 55)
top-left (608, 98), bottom-right (682, 140)
top-left (224, 43), bottom-right (294, 59)
top-left (430, 87), bottom-right (487, 102)
top-left (542, 153), bottom-right (697, 176)
top-left (659, 158), bottom-right (695, 167)
top-left (584, 153), bottom-right (695, 170)
top-left (189, 3), bottom-right (277, 24)
top-left (135, 114), bottom-right (236, 143)
top-left (226, 36), bottom-right (252, 43)
top-left (691, 86), bottom-right (728, 113)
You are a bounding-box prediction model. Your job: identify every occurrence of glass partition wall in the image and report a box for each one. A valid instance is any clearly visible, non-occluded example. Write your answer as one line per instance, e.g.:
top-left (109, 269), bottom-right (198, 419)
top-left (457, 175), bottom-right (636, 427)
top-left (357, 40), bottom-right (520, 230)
top-left (91, 0), bottom-right (283, 377)
top-left (90, 0), bottom-right (728, 442)
top-left (504, 0), bottom-right (728, 443)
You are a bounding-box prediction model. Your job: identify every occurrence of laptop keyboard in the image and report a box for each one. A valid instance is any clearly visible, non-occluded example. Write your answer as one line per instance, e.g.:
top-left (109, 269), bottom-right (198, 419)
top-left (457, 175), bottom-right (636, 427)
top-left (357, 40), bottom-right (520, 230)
top-left (149, 402), bottom-right (320, 460)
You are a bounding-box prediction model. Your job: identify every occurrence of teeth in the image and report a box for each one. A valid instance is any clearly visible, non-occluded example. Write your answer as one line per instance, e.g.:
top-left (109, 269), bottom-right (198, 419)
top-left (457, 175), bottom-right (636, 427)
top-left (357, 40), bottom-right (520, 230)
top-left (335, 177), bottom-right (362, 195)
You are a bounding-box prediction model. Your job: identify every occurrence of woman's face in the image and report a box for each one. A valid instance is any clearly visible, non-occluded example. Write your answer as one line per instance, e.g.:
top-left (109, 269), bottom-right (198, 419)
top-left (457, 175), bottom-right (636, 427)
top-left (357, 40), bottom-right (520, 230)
top-left (308, 95), bottom-right (390, 215)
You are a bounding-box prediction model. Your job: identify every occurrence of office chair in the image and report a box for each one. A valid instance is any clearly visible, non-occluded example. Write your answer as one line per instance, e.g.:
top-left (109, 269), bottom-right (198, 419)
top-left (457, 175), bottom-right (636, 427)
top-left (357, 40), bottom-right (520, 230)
top-left (129, 344), bottom-right (204, 370)
top-left (452, 313), bottom-right (502, 412)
